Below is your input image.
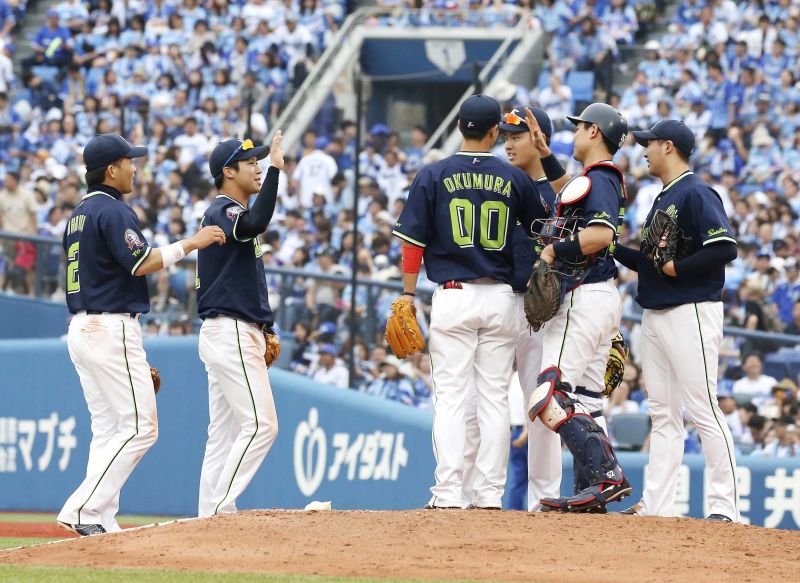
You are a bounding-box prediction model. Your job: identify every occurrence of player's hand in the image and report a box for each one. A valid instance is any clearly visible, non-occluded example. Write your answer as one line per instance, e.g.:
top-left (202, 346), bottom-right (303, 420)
top-left (524, 107), bottom-right (551, 157)
top-left (662, 260), bottom-right (677, 277)
top-left (398, 294), bottom-right (414, 304)
top-left (191, 226), bottom-right (226, 249)
top-left (270, 130), bottom-right (284, 170)
top-left (540, 244), bottom-right (555, 265)
top-left (511, 426), bottom-right (528, 448)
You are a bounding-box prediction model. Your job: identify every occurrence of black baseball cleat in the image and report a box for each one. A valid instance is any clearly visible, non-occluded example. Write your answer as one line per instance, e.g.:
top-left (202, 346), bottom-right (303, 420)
top-left (465, 504), bottom-right (501, 510)
top-left (422, 504), bottom-right (461, 510)
top-left (57, 521), bottom-right (106, 536)
top-left (566, 477), bottom-right (632, 513)
top-left (706, 514), bottom-right (733, 522)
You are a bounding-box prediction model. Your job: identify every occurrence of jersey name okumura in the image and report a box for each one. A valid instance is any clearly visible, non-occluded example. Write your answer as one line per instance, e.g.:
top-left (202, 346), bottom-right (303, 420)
top-left (393, 152), bottom-right (549, 285)
top-left (196, 195), bottom-right (275, 328)
top-left (637, 172), bottom-right (736, 309)
top-left (63, 184), bottom-right (151, 314)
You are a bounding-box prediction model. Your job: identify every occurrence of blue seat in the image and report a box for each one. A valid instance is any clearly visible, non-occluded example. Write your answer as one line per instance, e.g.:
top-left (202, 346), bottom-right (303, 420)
top-left (566, 70), bottom-right (595, 104)
top-left (537, 69), bottom-right (551, 91)
top-left (608, 413), bottom-right (651, 451)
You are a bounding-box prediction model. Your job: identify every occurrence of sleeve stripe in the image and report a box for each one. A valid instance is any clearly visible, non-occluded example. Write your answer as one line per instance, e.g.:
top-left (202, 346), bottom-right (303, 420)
top-left (392, 230), bottom-right (427, 248)
top-left (586, 219), bottom-right (617, 230)
top-left (232, 213), bottom-right (254, 243)
top-left (131, 246), bottom-right (151, 275)
top-left (703, 236), bottom-right (737, 246)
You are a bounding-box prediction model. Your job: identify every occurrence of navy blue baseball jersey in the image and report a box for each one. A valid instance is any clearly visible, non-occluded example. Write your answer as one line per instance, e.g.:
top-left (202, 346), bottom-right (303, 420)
top-left (571, 163), bottom-right (625, 285)
top-left (511, 177), bottom-right (555, 292)
top-left (393, 152), bottom-right (549, 284)
top-left (196, 195), bottom-right (275, 327)
top-left (63, 185), bottom-right (151, 314)
top-left (636, 172), bottom-right (736, 309)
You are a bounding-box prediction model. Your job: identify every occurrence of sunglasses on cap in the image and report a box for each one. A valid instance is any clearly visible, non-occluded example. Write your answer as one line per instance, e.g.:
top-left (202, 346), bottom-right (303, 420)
top-left (504, 111), bottom-right (526, 126)
top-left (222, 138), bottom-right (254, 170)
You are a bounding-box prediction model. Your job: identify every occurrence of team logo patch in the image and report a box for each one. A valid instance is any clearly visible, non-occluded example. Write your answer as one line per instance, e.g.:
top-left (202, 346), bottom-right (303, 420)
top-left (226, 206), bottom-right (244, 221)
top-left (124, 229), bottom-right (144, 250)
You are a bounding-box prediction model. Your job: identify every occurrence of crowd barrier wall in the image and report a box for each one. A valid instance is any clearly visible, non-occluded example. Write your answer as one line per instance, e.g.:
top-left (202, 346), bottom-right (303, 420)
top-left (0, 338), bottom-right (797, 529)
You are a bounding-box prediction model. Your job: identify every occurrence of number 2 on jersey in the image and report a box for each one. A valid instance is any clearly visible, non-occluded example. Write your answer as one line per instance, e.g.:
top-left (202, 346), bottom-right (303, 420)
top-left (449, 198), bottom-right (509, 250)
top-left (66, 241), bottom-right (80, 294)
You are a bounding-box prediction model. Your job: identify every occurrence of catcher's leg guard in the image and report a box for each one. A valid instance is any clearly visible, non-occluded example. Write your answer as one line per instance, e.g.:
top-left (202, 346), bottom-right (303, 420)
top-left (538, 391), bottom-right (630, 512)
top-left (527, 367), bottom-right (570, 429)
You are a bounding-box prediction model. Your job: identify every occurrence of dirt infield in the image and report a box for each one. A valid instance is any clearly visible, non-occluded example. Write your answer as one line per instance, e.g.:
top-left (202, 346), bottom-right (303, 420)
top-left (0, 523), bottom-right (77, 539)
top-left (1, 510), bottom-right (798, 581)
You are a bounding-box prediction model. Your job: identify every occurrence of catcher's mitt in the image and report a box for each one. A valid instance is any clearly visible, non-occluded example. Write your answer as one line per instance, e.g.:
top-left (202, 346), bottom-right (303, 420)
top-left (264, 331), bottom-right (281, 368)
top-left (385, 297), bottom-right (425, 358)
top-left (602, 333), bottom-right (628, 397)
top-left (524, 259), bottom-right (563, 331)
top-left (644, 209), bottom-right (692, 276)
top-left (150, 367), bottom-right (161, 394)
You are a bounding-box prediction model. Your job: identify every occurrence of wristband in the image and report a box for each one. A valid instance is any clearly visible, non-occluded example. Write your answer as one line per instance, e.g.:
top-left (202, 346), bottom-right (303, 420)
top-left (553, 236), bottom-right (582, 258)
top-left (401, 292), bottom-right (416, 297)
top-left (401, 243), bottom-right (424, 274)
top-left (160, 241), bottom-right (186, 269)
top-left (541, 154), bottom-right (566, 181)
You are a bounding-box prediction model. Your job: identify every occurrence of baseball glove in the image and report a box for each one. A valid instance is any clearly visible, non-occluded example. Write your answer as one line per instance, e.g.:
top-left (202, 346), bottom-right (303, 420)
top-left (524, 259), bottom-right (562, 332)
top-left (644, 209), bottom-right (692, 276)
top-left (602, 333), bottom-right (628, 397)
top-left (150, 367), bottom-right (161, 394)
top-left (385, 298), bottom-right (425, 358)
top-left (264, 331), bottom-right (281, 368)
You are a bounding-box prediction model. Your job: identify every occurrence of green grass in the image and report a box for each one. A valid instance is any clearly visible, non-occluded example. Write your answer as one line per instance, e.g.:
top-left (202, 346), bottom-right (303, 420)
top-left (0, 538), bottom-right (56, 551)
top-left (0, 513), bottom-right (180, 526)
top-left (0, 566), bottom-right (461, 583)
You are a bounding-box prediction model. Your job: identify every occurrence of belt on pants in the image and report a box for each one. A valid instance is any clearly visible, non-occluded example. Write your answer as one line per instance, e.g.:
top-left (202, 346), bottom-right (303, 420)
top-left (207, 315), bottom-right (273, 334)
top-left (443, 277), bottom-right (501, 289)
top-left (80, 310), bottom-right (139, 319)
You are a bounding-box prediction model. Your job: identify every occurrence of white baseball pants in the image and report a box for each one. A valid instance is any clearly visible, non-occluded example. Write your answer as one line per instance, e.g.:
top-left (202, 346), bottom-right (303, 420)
top-left (198, 317), bottom-right (278, 517)
top-left (58, 313), bottom-right (157, 531)
top-left (428, 282), bottom-right (516, 509)
top-left (515, 294), bottom-right (563, 511)
top-left (640, 302), bottom-right (739, 520)
top-left (538, 279), bottom-right (622, 422)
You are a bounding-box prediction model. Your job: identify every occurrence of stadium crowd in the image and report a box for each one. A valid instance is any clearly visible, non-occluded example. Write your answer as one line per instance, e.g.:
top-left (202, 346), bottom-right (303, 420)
top-left (0, 0), bottom-right (799, 456)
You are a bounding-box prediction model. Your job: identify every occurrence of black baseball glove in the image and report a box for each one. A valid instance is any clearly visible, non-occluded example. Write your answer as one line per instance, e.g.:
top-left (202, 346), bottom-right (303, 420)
top-left (644, 209), bottom-right (692, 276)
top-left (524, 259), bottom-right (562, 332)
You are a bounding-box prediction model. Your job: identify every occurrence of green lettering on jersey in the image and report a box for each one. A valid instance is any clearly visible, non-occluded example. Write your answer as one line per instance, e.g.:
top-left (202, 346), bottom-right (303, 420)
top-left (501, 180), bottom-right (512, 198)
top-left (452, 173), bottom-right (463, 190)
top-left (443, 177), bottom-right (455, 193)
top-left (461, 173), bottom-right (473, 189)
top-left (479, 200), bottom-right (509, 250)
top-left (473, 173), bottom-right (483, 189)
top-left (493, 177), bottom-right (505, 195)
top-left (484, 175), bottom-right (494, 191)
top-left (449, 198), bottom-right (474, 247)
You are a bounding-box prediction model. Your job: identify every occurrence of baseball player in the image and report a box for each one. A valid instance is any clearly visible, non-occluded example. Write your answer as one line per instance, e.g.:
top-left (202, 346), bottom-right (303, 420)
top-left (615, 120), bottom-right (739, 521)
top-left (527, 103), bottom-right (632, 513)
top-left (196, 133), bottom-right (284, 517)
top-left (57, 134), bottom-right (225, 536)
top-left (463, 106), bottom-right (567, 511)
top-left (391, 95), bottom-right (549, 509)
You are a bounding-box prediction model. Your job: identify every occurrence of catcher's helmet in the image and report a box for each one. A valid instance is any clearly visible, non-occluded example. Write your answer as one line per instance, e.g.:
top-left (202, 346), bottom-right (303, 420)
top-left (566, 103), bottom-right (629, 150)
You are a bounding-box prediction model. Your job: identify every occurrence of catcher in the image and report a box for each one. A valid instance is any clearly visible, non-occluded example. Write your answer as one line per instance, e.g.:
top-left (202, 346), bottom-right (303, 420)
top-left (614, 120), bottom-right (739, 522)
top-left (525, 103), bottom-right (632, 513)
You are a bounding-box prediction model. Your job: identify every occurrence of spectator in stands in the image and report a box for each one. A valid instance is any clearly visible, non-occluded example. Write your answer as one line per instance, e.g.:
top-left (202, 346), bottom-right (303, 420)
top-left (305, 246), bottom-right (347, 326)
top-left (365, 355), bottom-right (415, 406)
top-left (753, 416), bottom-right (799, 458)
top-left (717, 384), bottom-right (744, 440)
top-left (310, 343), bottom-right (348, 388)
top-left (25, 8), bottom-right (72, 71)
top-left (534, 72), bottom-right (573, 128)
top-left (293, 135), bottom-right (339, 208)
top-left (771, 261), bottom-right (800, 326)
top-left (732, 353), bottom-right (778, 406)
top-left (783, 301), bottom-right (800, 336)
top-left (0, 171), bottom-right (38, 294)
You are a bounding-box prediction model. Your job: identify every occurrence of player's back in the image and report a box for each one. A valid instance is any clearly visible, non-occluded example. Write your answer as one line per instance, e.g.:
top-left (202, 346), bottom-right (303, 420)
top-left (63, 192), bottom-right (150, 314)
top-left (394, 152), bottom-right (546, 285)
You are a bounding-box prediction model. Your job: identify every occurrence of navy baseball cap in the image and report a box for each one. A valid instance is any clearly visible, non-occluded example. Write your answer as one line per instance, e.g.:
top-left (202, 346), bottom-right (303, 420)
top-left (83, 134), bottom-right (148, 171)
top-left (499, 105), bottom-right (553, 140)
top-left (632, 120), bottom-right (695, 157)
top-left (209, 138), bottom-right (270, 178)
top-left (458, 94), bottom-right (501, 131)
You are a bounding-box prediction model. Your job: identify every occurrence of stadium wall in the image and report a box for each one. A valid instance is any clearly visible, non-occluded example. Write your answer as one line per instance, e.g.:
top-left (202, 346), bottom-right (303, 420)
top-left (0, 296), bottom-right (71, 339)
top-left (0, 338), bottom-right (798, 529)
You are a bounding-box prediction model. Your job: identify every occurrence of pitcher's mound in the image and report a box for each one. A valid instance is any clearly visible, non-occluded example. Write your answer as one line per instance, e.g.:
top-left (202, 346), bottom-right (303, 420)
top-left (1, 510), bottom-right (798, 581)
